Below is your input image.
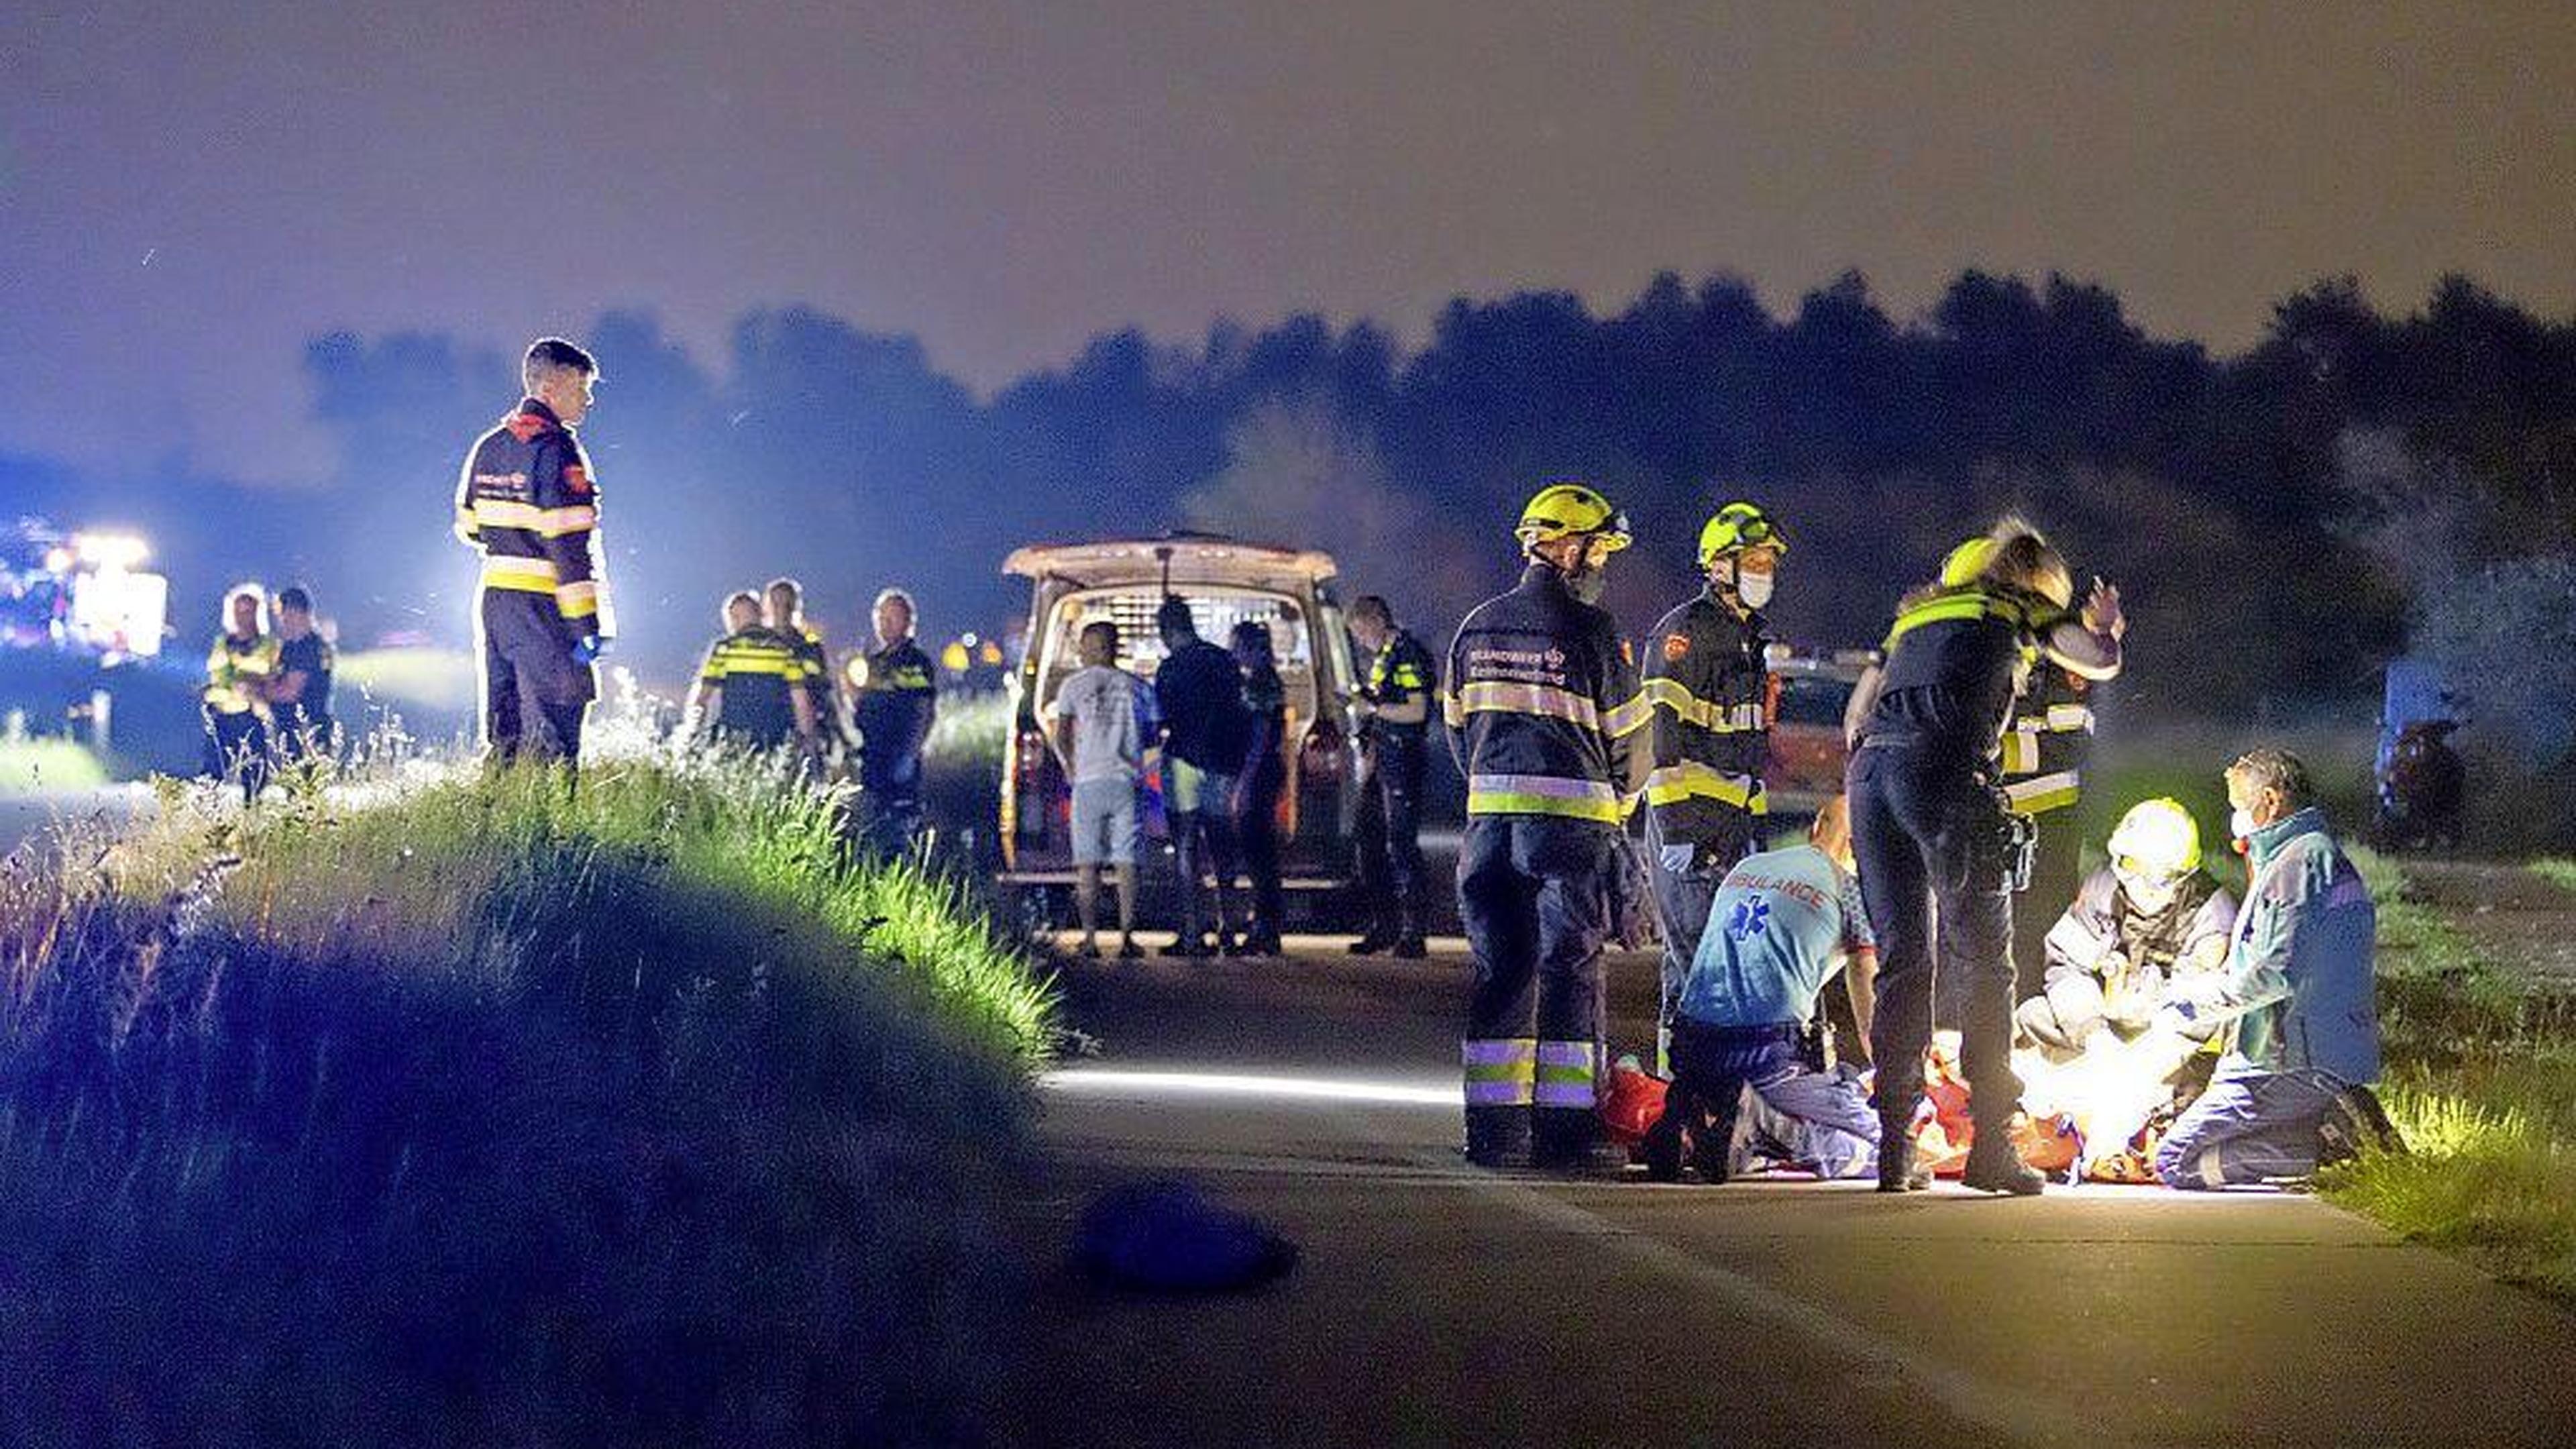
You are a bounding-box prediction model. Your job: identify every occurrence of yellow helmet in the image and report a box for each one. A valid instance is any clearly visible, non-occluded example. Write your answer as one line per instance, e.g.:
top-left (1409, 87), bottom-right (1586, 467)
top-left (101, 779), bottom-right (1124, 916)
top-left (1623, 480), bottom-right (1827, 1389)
top-left (1516, 483), bottom-right (1631, 553)
top-left (1939, 536), bottom-right (1997, 588)
top-left (2107, 797), bottom-right (2202, 883)
top-left (1697, 501), bottom-right (1786, 567)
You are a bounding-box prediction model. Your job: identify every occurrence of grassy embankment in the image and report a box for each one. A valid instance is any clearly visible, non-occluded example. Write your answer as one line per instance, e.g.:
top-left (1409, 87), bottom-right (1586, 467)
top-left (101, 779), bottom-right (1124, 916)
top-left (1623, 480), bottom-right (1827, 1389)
top-left (0, 753), bottom-right (1055, 1446)
top-left (2318, 848), bottom-right (2576, 1298)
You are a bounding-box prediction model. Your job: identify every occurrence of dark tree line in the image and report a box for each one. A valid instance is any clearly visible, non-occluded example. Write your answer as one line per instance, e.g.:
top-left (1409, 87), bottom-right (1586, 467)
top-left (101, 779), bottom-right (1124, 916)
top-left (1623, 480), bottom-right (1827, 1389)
top-left (23, 268), bottom-right (2571, 722)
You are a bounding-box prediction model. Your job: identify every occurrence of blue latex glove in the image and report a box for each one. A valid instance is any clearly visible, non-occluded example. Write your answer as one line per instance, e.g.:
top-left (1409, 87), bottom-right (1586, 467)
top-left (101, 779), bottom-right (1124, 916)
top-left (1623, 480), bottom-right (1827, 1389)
top-left (572, 634), bottom-right (607, 665)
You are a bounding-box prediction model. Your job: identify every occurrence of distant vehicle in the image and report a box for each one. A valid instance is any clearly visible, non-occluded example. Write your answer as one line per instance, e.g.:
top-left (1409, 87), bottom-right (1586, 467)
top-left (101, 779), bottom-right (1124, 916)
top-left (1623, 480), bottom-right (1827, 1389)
top-left (2, 519), bottom-right (168, 661)
top-left (996, 533), bottom-right (1365, 925)
top-left (1764, 645), bottom-right (1878, 816)
top-left (2376, 658), bottom-right (2469, 851)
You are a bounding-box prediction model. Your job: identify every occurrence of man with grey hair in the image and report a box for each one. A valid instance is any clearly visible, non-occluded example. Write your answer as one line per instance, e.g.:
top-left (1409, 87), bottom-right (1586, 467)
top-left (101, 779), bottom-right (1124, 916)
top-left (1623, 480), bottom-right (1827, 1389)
top-left (2153, 748), bottom-right (2397, 1187)
top-left (853, 586), bottom-right (938, 856)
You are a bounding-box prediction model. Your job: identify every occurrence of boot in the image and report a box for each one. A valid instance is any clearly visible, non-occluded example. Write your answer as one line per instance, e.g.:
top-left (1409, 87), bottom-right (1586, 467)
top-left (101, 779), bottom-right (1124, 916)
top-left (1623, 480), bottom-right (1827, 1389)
top-left (1532, 1108), bottom-right (1628, 1179)
top-left (1639, 1090), bottom-right (1691, 1183)
top-left (1389, 903), bottom-right (1428, 959)
top-left (2318, 1084), bottom-right (2404, 1167)
top-left (1463, 1106), bottom-right (1531, 1171)
top-left (1348, 914), bottom-right (1396, 955)
top-left (1877, 1122), bottom-right (1929, 1193)
top-left (1961, 1132), bottom-right (2045, 1196)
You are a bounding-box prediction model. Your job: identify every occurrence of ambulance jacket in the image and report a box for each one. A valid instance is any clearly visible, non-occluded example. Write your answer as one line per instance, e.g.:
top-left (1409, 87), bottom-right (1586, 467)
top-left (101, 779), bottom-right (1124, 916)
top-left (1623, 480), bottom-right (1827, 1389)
top-left (204, 632), bottom-right (282, 716)
top-left (1441, 562), bottom-right (1650, 827)
top-left (1640, 589), bottom-right (1770, 846)
top-left (452, 398), bottom-right (612, 640)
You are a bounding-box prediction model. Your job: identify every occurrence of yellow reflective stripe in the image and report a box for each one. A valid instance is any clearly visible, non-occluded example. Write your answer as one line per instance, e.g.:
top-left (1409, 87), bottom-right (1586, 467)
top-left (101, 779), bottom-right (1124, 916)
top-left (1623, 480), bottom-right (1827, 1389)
top-left (1458, 680), bottom-right (1599, 729)
top-left (1534, 1040), bottom-right (1601, 1107)
top-left (1601, 691), bottom-right (1654, 738)
top-left (1466, 772), bottom-right (1623, 823)
top-left (480, 555), bottom-right (559, 591)
top-left (1462, 1038), bottom-right (1538, 1105)
top-left (1638, 676), bottom-right (1766, 733)
top-left (2043, 702), bottom-right (2094, 733)
top-left (1883, 590), bottom-right (2029, 651)
top-left (1644, 761), bottom-right (1768, 813)
top-left (2004, 770), bottom-right (2082, 816)
top-left (451, 507), bottom-right (480, 543)
top-left (1442, 690), bottom-right (1466, 728)
top-left (714, 652), bottom-right (806, 678)
top-left (2000, 727), bottom-right (2042, 775)
top-left (555, 580), bottom-right (601, 619)
top-left (472, 499), bottom-right (597, 537)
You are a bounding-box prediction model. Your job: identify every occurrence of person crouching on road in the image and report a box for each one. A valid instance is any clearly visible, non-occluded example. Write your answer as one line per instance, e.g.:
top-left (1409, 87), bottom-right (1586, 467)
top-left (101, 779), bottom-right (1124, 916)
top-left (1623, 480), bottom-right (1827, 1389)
top-left (1154, 596), bottom-right (1252, 957)
top-left (1642, 796), bottom-right (1882, 1183)
top-left (202, 584), bottom-right (280, 803)
top-left (853, 588), bottom-right (939, 857)
top-left (1346, 594), bottom-right (1436, 958)
top-left (1642, 500), bottom-right (1784, 1071)
top-left (1847, 519), bottom-right (2124, 1195)
top-left (686, 591), bottom-right (820, 757)
top-left (1231, 619), bottom-right (1289, 958)
top-left (1049, 620), bottom-right (1158, 960)
top-left (453, 337), bottom-right (610, 765)
top-left (268, 584), bottom-right (337, 767)
top-left (1448, 483), bottom-right (1652, 1175)
top-left (2151, 750), bottom-right (2396, 1187)
top-left (2017, 797), bottom-right (2236, 1061)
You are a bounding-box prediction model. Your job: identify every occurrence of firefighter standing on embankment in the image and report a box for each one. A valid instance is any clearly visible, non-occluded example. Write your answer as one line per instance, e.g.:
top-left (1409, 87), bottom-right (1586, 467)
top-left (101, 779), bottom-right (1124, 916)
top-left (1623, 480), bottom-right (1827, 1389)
top-left (452, 338), bottom-right (611, 763)
top-left (1640, 500), bottom-right (1782, 1069)
top-left (1446, 484), bottom-right (1652, 1174)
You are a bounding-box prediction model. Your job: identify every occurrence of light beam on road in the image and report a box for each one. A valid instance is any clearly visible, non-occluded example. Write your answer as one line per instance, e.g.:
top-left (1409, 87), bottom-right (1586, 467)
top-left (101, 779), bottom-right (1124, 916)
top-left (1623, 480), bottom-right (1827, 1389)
top-left (1041, 1067), bottom-right (1455, 1107)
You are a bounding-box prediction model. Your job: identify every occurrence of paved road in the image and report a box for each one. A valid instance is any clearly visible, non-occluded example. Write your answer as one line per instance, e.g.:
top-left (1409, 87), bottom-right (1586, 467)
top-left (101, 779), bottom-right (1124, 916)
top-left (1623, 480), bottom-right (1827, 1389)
top-left (1002, 936), bottom-right (2576, 1448)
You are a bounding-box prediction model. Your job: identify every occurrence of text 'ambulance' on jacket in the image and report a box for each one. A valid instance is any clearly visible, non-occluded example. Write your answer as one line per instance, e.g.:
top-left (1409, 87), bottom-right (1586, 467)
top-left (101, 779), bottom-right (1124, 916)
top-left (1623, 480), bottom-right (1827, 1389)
top-left (1442, 563), bottom-right (1650, 825)
top-left (1641, 589), bottom-right (1770, 844)
top-left (453, 398), bottom-right (614, 639)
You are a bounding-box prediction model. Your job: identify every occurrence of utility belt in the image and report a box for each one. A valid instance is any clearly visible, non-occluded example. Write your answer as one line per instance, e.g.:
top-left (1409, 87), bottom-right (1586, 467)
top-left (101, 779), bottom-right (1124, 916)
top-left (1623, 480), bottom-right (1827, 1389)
top-left (1974, 788), bottom-right (2041, 894)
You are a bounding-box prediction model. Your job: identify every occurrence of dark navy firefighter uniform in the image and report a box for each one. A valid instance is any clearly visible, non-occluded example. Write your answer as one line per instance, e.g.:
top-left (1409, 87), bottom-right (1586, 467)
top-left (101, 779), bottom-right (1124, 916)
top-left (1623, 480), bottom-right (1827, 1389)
top-left (1446, 563), bottom-right (1652, 1165)
top-left (1354, 629), bottom-right (1437, 945)
top-left (452, 398), bottom-right (610, 761)
top-left (697, 627), bottom-right (815, 751)
top-left (1848, 585), bottom-right (2114, 1161)
top-left (1640, 588), bottom-right (1772, 1061)
top-left (854, 637), bottom-right (938, 851)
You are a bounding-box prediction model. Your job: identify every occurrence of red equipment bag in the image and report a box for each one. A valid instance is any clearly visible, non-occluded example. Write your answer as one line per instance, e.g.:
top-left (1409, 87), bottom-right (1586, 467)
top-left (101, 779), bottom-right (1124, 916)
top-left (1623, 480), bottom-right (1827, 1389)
top-left (1598, 1057), bottom-right (1670, 1147)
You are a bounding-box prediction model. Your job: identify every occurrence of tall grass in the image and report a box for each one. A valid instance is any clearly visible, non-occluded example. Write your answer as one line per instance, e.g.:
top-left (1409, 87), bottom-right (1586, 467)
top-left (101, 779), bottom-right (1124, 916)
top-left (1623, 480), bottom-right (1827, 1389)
top-left (2532, 858), bottom-right (2576, 894)
top-left (0, 753), bottom-right (1055, 1445)
top-left (2319, 849), bottom-right (2576, 1298)
top-left (0, 735), bottom-right (110, 794)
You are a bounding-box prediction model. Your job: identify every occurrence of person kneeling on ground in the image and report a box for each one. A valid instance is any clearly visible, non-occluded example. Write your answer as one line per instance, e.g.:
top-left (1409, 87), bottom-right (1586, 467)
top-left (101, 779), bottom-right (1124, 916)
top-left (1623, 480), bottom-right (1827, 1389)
top-left (1050, 619), bottom-right (1159, 960)
top-left (2018, 796), bottom-right (2237, 1062)
top-left (2152, 749), bottom-right (2398, 1189)
top-left (1641, 795), bottom-right (1882, 1183)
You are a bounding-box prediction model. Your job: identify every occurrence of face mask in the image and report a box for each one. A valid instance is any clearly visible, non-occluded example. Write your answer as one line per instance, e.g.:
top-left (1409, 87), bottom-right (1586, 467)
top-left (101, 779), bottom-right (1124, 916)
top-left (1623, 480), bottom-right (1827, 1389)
top-left (2119, 874), bottom-right (2180, 914)
top-left (2229, 807), bottom-right (2259, 842)
top-left (1734, 566), bottom-right (1775, 610)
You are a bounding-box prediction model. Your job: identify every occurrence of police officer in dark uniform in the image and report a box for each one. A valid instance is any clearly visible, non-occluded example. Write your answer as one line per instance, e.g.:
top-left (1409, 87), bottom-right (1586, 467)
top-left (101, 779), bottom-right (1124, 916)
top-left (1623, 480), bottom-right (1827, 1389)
top-left (765, 577), bottom-right (845, 767)
top-left (1446, 484), bottom-right (1652, 1173)
top-left (201, 585), bottom-right (279, 802)
top-left (1641, 500), bottom-right (1782, 1069)
top-left (688, 590), bottom-right (821, 753)
top-left (270, 584), bottom-right (337, 765)
top-left (452, 338), bottom-right (610, 763)
top-left (1346, 594), bottom-right (1437, 958)
top-left (1845, 522), bottom-right (2123, 1195)
top-left (853, 587), bottom-right (938, 857)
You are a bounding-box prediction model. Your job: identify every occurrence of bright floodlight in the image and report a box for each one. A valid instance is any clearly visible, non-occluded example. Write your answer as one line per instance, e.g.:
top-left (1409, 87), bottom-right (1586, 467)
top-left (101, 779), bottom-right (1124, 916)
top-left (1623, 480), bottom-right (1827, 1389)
top-left (72, 533), bottom-right (150, 571)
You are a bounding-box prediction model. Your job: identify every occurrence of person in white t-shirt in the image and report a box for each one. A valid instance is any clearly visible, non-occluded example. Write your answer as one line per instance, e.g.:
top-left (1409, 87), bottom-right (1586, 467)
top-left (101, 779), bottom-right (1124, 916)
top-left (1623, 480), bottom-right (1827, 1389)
top-left (1049, 619), bottom-right (1160, 959)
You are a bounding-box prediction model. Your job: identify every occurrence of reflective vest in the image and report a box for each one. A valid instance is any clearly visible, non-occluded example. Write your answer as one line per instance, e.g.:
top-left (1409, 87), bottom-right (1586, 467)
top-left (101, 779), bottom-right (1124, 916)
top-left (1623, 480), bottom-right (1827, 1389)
top-left (1361, 629), bottom-right (1438, 747)
top-left (698, 627), bottom-right (812, 745)
top-left (1442, 562), bottom-right (1648, 826)
top-left (2000, 672), bottom-right (2094, 816)
top-left (204, 633), bottom-right (281, 716)
top-left (1859, 586), bottom-right (2059, 762)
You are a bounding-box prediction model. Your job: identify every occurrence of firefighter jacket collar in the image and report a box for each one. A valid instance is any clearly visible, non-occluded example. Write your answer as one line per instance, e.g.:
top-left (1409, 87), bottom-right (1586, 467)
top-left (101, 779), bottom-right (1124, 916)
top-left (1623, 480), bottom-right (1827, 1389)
top-left (514, 396), bottom-right (563, 426)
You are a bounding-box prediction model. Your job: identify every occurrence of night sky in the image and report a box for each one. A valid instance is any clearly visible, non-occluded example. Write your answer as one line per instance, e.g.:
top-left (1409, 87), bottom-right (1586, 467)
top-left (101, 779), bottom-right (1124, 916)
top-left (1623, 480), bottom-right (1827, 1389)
top-left (5, 1), bottom-right (2571, 484)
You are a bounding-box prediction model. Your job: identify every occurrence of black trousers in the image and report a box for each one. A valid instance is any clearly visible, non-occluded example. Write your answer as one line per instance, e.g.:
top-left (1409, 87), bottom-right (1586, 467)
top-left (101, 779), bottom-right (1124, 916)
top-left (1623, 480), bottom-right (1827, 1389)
top-left (478, 591), bottom-right (594, 764)
top-left (1354, 736), bottom-right (1426, 932)
top-left (203, 710), bottom-right (270, 802)
top-left (1458, 814), bottom-right (1615, 1157)
top-left (1848, 742), bottom-right (2022, 1136)
top-left (1238, 757), bottom-right (1287, 939)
